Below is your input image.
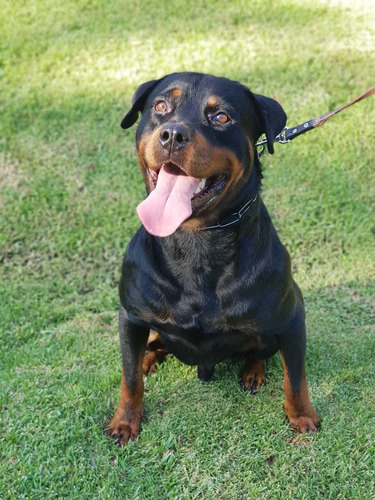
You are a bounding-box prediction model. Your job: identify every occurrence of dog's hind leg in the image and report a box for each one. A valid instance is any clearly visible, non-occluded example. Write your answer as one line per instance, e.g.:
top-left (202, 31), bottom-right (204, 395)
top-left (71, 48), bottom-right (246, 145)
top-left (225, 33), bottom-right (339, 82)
top-left (241, 338), bottom-right (278, 393)
top-left (143, 330), bottom-right (169, 375)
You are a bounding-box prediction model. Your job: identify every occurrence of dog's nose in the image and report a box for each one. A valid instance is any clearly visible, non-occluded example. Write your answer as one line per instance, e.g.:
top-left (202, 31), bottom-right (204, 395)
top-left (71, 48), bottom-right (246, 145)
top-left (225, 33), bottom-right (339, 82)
top-left (159, 124), bottom-right (191, 151)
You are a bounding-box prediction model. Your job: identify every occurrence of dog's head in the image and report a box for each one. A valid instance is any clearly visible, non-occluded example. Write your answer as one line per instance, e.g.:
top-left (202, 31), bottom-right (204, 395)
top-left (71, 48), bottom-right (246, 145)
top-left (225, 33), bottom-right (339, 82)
top-left (122, 72), bottom-right (286, 237)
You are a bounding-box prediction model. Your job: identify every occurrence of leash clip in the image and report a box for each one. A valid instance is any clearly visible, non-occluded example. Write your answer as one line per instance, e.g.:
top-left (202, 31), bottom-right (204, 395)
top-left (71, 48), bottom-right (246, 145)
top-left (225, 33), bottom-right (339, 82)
top-left (256, 127), bottom-right (289, 158)
top-left (255, 135), bottom-right (267, 158)
top-left (275, 127), bottom-right (290, 144)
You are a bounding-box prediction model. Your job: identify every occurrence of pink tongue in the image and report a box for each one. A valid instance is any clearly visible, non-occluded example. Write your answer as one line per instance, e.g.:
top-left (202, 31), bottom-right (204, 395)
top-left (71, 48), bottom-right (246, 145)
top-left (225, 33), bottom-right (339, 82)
top-left (137, 165), bottom-right (201, 237)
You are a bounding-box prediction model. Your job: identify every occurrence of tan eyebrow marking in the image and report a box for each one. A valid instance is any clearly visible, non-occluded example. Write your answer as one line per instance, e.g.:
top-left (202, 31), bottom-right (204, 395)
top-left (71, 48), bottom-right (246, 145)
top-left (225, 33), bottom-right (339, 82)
top-left (171, 88), bottom-right (182, 98)
top-left (207, 96), bottom-right (218, 107)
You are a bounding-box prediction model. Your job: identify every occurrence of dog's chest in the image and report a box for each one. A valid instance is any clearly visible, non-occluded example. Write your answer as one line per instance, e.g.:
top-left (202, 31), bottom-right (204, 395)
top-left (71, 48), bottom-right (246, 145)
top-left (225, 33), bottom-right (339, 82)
top-left (123, 229), bottom-right (266, 334)
top-left (126, 248), bottom-right (258, 336)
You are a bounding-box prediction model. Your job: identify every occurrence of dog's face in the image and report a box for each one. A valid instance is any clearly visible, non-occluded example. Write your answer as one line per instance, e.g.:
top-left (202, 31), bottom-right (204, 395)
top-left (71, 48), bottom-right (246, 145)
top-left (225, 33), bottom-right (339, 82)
top-left (122, 73), bottom-right (286, 236)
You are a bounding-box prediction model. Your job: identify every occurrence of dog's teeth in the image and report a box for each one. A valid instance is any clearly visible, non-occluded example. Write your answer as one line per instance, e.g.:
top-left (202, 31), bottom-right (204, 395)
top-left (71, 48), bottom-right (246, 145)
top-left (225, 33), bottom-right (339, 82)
top-left (194, 178), bottom-right (207, 194)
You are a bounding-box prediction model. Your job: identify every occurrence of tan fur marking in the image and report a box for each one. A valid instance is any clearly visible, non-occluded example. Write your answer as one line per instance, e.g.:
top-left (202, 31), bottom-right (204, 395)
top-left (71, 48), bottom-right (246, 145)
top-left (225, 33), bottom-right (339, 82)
top-left (147, 330), bottom-right (166, 350)
top-left (207, 96), bottom-right (218, 107)
top-left (171, 88), bottom-right (182, 98)
top-left (147, 329), bottom-right (161, 346)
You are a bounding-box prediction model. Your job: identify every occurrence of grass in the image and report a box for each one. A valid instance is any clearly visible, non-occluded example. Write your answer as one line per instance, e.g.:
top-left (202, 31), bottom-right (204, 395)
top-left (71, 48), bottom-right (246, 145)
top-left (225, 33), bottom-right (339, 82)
top-left (0, 0), bottom-right (374, 498)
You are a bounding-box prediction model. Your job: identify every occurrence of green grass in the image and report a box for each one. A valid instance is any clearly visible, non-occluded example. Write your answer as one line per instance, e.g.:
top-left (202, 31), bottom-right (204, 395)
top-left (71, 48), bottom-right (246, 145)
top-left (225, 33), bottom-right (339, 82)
top-left (1, 0), bottom-right (374, 498)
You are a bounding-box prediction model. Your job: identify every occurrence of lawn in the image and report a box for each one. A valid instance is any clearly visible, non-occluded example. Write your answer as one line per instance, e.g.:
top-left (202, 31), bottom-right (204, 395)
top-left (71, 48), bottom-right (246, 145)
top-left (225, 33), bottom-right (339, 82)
top-left (0, 0), bottom-right (374, 498)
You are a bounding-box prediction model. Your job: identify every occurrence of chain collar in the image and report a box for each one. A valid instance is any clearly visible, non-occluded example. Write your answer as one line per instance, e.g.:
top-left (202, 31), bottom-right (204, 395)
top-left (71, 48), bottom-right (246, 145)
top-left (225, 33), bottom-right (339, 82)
top-left (201, 195), bottom-right (258, 230)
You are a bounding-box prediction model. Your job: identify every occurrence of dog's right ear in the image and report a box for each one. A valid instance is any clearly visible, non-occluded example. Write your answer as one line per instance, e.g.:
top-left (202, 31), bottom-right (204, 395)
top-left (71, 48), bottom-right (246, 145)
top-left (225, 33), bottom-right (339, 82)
top-left (121, 78), bottom-right (163, 129)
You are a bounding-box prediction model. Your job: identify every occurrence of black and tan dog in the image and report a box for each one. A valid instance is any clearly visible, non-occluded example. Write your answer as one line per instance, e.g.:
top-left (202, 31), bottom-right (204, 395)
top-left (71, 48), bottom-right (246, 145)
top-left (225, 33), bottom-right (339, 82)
top-left (108, 72), bottom-right (321, 446)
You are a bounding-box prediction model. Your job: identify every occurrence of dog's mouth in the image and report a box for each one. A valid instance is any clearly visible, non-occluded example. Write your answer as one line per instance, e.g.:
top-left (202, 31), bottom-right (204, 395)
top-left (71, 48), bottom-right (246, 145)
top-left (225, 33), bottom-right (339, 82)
top-left (137, 162), bottom-right (229, 237)
top-left (148, 163), bottom-right (229, 208)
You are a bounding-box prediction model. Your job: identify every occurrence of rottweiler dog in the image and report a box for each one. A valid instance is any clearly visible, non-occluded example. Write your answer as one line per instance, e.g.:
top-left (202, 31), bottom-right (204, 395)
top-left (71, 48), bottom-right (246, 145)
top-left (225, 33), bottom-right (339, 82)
top-left (108, 72), bottom-right (321, 446)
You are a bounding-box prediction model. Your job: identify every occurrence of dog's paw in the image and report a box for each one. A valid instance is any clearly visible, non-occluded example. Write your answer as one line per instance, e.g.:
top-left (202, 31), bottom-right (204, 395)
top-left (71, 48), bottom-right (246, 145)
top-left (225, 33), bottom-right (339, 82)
top-left (107, 412), bottom-right (141, 446)
top-left (286, 410), bottom-right (322, 434)
top-left (142, 352), bottom-right (158, 376)
top-left (241, 360), bottom-right (266, 394)
top-left (142, 349), bottom-right (168, 376)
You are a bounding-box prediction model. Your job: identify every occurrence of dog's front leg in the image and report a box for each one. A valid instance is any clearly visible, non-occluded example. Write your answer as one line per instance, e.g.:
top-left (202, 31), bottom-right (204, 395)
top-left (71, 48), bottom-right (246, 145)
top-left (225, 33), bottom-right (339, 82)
top-left (108, 306), bottom-right (149, 446)
top-left (277, 312), bottom-right (321, 433)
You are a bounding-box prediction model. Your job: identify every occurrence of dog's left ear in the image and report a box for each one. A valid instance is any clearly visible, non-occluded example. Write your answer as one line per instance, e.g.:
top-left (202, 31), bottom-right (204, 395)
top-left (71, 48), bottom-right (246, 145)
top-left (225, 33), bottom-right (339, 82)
top-left (121, 78), bottom-right (164, 129)
top-left (248, 92), bottom-right (287, 154)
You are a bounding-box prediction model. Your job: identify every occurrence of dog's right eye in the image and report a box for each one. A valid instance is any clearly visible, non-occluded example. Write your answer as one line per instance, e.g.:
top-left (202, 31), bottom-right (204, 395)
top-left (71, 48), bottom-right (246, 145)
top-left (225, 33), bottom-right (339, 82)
top-left (154, 101), bottom-right (169, 113)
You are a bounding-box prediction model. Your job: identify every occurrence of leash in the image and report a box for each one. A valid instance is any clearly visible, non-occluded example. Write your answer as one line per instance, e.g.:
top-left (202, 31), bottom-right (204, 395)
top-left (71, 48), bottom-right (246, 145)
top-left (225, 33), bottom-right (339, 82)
top-left (256, 85), bottom-right (375, 157)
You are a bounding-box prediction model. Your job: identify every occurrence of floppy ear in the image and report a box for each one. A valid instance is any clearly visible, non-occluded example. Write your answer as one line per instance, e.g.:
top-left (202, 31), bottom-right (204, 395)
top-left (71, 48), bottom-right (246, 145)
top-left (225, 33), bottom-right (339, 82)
top-left (252, 93), bottom-right (287, 154)
top-left (121, 78), bottom-right (164, 129)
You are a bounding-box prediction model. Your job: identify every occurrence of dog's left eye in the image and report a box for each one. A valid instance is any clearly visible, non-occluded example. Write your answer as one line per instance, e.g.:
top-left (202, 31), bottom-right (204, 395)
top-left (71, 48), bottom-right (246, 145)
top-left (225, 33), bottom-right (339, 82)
top-left (212, 112), bottom-right (230, 124)
top-left (154, 101), bottom-right (169, 113)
